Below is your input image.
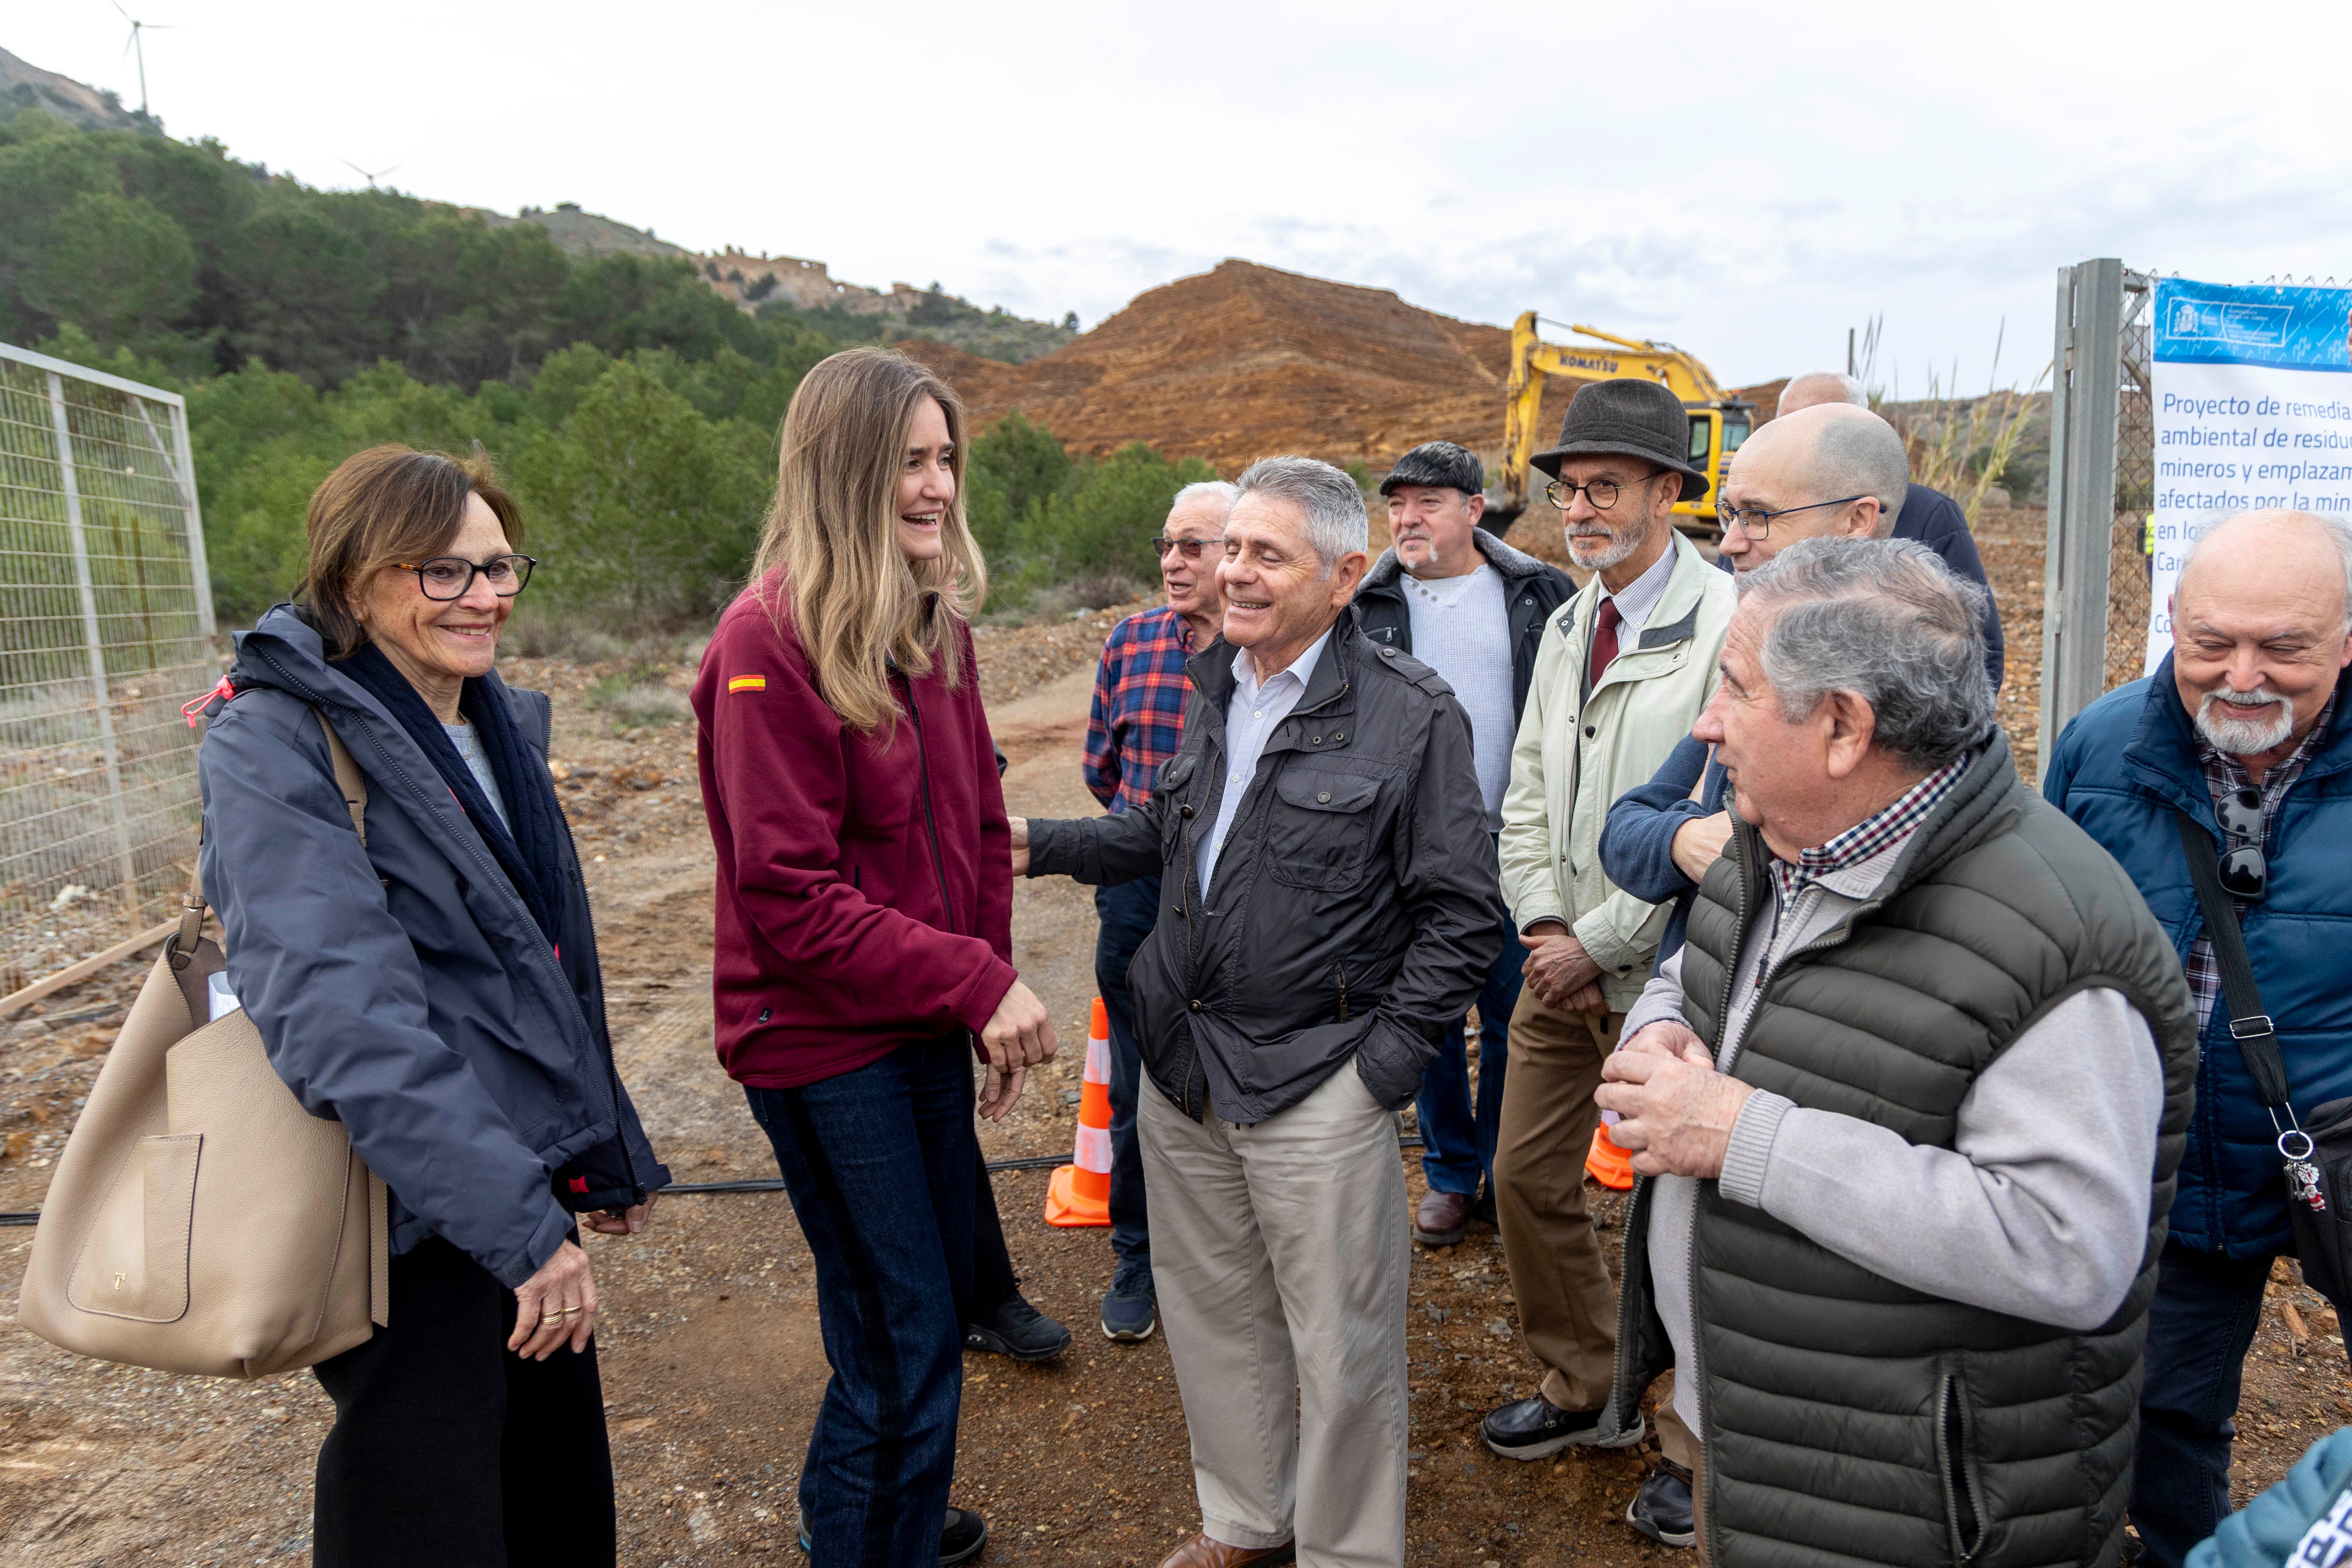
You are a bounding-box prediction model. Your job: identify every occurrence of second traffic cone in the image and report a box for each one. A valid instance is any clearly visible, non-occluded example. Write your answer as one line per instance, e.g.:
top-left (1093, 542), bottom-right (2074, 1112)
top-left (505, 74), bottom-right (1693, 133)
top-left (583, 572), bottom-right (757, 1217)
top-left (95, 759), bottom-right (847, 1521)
top-left (1585, 1120), bottom-right (1635, 1191)
top-left (1045, 998), bottom-right (1114, 1227)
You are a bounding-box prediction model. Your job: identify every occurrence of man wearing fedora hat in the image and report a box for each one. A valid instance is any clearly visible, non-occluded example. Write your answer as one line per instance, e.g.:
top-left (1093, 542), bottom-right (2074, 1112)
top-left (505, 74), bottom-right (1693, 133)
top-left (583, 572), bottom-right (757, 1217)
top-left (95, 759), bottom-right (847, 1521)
top-left (1481, 380), bottom-right (1738, 1543)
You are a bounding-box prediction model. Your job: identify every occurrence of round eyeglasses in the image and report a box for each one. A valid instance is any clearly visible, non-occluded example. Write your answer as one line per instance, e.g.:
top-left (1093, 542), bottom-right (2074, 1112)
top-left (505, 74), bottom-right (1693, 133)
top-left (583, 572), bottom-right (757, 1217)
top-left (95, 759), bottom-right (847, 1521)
top-left (392, 554), bottom-right (538, 601)
top-left (1545, 477), bottom-right (1636, 511)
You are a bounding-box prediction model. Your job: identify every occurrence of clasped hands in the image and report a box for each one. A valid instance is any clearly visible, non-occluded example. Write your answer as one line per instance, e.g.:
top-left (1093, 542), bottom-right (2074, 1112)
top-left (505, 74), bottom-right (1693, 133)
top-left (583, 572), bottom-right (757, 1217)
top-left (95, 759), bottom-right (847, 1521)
top-left (1593, 1018), bottom-right (1755, 1180)
top-left (1518, 920), bottom-right (1607, 1014)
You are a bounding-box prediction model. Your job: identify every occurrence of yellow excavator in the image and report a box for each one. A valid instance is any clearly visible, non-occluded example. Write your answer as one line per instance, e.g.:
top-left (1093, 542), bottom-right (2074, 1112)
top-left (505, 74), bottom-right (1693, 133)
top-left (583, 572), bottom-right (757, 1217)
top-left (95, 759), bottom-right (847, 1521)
top-left (1491, 314), bottom-right (1755, 538)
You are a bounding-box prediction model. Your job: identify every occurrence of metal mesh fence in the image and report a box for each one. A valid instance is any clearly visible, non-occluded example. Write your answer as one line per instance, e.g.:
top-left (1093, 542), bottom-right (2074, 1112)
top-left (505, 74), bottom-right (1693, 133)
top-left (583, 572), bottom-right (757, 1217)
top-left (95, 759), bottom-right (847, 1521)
top-left (0, 344), bottom-right (217, 990)
top-left (2104, 270), bottom-right (2157, 692)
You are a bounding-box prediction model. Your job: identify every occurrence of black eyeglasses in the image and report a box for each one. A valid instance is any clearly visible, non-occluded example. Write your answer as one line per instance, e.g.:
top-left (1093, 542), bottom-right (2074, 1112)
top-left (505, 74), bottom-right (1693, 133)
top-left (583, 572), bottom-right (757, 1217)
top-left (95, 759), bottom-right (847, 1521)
top-left (1715, 495), bottom-right (1868, 538)
top-left (2215, 785), bottom-right (2268, 900)
top-left (392, 554), bottom-right (538, 601)
top-left (1544, 474), bottom-right (1661, 511)
top-left (1152, 535), bottom-right (1224, 561)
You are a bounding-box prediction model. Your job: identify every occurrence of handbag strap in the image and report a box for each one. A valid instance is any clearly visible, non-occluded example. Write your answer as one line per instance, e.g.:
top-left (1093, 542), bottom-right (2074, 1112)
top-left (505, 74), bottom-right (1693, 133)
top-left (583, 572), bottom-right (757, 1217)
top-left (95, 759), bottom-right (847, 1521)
top-left (314, 709), bottom-right (368, 847)
top-left (2172, 810), bottom-right (2291, 1109)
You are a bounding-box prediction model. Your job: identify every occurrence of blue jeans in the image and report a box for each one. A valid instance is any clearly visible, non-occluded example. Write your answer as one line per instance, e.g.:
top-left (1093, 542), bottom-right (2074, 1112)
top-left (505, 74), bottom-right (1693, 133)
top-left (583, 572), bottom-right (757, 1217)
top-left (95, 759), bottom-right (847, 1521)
top-left (1415, 905), bottom-right (1524, 1197)
top-left (1095, 876), bottom-right (1161, 1269)
top-left (745, 1039), bottom-right (977, 1567)
top-left (2129, 1239), bottom-right (2277, 1567)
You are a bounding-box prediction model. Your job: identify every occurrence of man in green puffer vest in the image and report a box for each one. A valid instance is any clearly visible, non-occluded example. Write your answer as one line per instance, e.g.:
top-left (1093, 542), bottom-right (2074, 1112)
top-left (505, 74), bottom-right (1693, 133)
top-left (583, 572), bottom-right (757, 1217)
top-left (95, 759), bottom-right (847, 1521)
top-left (1592, 538), bottom-right (2200, 1565)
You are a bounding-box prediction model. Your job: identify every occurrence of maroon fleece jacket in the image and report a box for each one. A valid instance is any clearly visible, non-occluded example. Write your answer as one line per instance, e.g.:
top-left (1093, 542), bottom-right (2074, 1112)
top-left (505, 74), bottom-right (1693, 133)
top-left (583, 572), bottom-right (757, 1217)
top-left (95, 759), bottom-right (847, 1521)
top-left (693, 581), bottom-right (1017, 1089)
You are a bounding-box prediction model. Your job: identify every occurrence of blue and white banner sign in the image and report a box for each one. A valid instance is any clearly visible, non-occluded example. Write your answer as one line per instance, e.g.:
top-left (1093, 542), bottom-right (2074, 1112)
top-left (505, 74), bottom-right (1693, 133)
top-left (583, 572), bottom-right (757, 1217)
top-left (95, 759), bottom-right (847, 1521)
top-left (2149, 277), bottom-right (2352, 673)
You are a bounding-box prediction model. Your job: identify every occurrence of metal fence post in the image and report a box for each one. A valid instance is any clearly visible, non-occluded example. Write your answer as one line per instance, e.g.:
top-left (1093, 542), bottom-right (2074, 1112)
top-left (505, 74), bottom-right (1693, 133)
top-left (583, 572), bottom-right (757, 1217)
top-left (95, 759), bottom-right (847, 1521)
top-left (43, 369), bottom-right (142, 915)
top-left (2036, 257), bottom-right (2125, 778)
top-left (161, 398), bottom-right (214, 640)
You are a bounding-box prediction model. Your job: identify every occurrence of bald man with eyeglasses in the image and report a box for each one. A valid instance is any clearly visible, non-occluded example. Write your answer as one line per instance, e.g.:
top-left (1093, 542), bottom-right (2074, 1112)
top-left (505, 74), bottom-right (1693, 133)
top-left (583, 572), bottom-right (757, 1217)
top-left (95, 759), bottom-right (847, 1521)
top-left (1599, 402), bottom-right (2006, 976)
top-left (1076, 478), bottom-right (1239, 1344)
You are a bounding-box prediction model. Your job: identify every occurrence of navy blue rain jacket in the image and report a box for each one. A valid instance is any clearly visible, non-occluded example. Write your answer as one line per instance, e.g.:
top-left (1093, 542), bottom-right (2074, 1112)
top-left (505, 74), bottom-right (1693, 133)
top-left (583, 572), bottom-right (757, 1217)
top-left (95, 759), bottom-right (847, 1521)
top-left (198, 606), bottom-right (669, 1288)
top-left (1598, 730), bottom-right (1728, 968)
top-left (2045, 655), bottom-right (2352, 1257)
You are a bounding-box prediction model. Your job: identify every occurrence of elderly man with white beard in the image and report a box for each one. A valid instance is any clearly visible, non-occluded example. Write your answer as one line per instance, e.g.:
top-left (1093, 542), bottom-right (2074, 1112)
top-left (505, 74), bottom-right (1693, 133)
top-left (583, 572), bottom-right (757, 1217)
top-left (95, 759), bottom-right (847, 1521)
top-left (1477, 380), bottom-right (1736, 1545)
top-left (2045, 508), bottom-right (2352, 1567)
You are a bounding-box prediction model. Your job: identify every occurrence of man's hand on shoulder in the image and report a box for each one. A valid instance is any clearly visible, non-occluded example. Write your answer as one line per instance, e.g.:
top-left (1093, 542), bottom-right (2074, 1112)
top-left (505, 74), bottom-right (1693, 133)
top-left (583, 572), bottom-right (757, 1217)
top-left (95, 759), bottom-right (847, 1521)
top-left (1009, 817), bottom-right (1030, 876)
top-left (1669, 812), bottom-right (1734, 884)
top-left (1595, 1043), bottom-right (1754, 1180)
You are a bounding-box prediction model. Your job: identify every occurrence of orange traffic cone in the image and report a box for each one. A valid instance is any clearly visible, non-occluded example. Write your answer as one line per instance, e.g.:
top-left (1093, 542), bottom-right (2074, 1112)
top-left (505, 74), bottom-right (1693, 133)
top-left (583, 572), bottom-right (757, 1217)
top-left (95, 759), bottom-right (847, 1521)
top-left (1045, 998), bottom-right (1114, 1227)
top-left (1586, 1119), bottom-right (1635, 1191)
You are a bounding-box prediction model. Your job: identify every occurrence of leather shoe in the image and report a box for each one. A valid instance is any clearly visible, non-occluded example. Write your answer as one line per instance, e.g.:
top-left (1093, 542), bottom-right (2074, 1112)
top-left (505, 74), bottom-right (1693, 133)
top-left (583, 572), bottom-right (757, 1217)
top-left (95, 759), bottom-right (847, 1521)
top-left (1412, 1189), bottom-right (1470, 1246)
top-left (1480, 1392), bottom-right (1645, 1460)
top-left (1153, 1533), bottom-right (1296, 1567)
top-left (1627, 1458), bottom-right (1696, 1548)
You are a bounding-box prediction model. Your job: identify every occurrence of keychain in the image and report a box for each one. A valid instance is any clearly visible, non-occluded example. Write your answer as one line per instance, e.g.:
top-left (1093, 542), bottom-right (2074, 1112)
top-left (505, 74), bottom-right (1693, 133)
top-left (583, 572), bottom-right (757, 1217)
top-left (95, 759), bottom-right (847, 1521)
top-left (2282, 1128), bottom-right (2328, 1214)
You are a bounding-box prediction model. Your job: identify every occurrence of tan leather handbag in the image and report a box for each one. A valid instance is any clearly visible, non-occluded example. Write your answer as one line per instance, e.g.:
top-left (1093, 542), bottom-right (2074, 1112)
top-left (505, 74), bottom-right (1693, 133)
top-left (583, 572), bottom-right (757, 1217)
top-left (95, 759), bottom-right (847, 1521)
top-left (16, 711), bottom-right (389, 1378)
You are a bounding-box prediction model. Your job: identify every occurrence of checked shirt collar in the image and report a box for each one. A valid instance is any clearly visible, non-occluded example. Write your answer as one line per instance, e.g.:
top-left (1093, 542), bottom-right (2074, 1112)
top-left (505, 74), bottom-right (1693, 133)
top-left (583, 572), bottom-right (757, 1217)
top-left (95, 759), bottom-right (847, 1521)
top-left (1767, 750), bottom-right (1974, 910)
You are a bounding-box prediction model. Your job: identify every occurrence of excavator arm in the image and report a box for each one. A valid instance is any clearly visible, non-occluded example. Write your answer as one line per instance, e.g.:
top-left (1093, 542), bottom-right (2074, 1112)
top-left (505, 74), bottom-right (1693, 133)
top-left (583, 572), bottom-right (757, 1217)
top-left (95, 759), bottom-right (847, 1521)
top-left (1495, 312), bottom-right (1748, 535)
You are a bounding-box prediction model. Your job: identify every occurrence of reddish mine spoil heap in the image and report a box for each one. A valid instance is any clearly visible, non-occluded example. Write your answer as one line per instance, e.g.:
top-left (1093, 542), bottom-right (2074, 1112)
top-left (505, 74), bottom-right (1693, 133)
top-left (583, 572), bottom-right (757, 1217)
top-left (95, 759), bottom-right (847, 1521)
top-left (896, 259), bottom-right (1584, 473)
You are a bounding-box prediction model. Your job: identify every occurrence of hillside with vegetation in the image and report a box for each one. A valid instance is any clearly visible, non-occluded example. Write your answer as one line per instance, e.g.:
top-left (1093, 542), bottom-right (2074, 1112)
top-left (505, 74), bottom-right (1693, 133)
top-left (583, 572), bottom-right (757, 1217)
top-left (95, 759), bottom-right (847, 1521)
top-left (0, 109), bottom-right (1196, 630)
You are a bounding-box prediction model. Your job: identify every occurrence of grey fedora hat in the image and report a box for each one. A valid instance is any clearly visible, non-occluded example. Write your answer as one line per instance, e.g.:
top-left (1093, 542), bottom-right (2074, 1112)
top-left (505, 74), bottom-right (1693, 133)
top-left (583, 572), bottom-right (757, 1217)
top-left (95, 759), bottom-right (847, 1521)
top-left (1529, 378), bottom-right (1709, 501)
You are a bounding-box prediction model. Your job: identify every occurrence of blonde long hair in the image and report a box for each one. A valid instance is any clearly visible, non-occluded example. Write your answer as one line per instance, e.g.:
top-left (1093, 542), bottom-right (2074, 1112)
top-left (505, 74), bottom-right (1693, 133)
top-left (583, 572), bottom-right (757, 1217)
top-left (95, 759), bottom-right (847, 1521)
top-left (751, 349), bottom-right (988, 733)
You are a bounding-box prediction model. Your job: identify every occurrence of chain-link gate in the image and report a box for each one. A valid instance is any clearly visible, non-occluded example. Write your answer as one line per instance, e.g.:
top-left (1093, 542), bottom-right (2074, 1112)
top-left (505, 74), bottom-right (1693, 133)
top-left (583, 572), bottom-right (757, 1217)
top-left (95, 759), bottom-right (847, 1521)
top-left (0, 343), bottom-right (217, 992)
top-left (2037, 260), bottom-right (2159, 777)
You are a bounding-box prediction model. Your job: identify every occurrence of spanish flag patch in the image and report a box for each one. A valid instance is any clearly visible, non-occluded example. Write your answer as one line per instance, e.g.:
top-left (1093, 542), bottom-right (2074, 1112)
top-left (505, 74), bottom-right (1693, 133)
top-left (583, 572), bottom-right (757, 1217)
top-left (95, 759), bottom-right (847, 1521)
top-left (727, 674), bottom-right (766, 693)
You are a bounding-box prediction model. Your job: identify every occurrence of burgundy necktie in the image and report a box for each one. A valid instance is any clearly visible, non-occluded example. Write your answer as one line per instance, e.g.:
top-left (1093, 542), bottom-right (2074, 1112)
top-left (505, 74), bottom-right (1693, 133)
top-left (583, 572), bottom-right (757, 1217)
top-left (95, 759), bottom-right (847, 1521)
top-left (1587, 596), bottom-right (1623, 691)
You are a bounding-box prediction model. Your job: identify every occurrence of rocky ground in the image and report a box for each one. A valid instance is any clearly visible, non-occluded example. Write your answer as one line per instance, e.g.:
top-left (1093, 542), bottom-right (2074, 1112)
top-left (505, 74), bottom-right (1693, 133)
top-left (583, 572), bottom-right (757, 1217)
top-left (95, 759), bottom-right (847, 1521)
top-left (1, 550), bottom-right (2343, 1565)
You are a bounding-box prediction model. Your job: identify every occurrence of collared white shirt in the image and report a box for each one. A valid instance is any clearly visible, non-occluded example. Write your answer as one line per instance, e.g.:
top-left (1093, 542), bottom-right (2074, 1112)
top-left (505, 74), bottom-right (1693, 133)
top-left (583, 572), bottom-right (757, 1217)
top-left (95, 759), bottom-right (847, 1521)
top-left (1197, 627), bottom-right (1333, 899)
top-left (1596, 538), bottom-right (1677, 635)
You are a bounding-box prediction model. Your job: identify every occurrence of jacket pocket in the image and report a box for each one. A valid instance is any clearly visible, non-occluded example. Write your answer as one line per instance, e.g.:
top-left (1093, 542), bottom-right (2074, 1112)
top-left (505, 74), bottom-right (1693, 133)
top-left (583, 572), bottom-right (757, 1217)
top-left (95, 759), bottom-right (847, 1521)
top-left (1267, 772), bottom-right (1381, 890)
top-left (1155, 753), bottom-right (1199, 864)
top-left (1936, 1367), bottom-right (1984, 1565)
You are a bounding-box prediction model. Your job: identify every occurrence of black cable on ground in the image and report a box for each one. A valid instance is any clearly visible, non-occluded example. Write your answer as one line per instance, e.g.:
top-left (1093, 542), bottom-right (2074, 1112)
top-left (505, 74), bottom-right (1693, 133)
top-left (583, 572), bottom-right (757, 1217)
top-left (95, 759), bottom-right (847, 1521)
top-left (0, 1137), bottom-right (1430, 1225)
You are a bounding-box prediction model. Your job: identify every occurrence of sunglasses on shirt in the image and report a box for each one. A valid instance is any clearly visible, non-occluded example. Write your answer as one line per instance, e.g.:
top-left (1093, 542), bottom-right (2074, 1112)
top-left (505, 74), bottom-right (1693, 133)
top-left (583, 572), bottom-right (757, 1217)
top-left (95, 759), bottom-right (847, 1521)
top-left (2215, 786), bottom-right (2267, 900)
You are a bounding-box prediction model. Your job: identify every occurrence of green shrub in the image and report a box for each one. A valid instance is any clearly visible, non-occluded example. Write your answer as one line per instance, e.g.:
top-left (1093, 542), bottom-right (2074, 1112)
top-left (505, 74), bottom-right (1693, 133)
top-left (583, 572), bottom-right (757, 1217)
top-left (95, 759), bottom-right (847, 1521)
top-left (1019, 443), bottom-right (1220, 583)
top-left (511, 360), bottom-right (771, 627)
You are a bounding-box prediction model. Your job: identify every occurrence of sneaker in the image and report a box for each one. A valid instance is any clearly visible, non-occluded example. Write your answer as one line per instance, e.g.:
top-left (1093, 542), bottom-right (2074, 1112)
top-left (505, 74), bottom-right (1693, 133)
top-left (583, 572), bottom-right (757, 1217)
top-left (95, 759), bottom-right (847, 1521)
top-left (938, 1507), bottom-right (988, 1565)
top-left (1626, 1459), bottom-right (1696, 1549)
top-left (1101, 1257), bottom-right (1158, 1341)
top-left (797, 1505), bottom-right (988, 1563)
top-left (964, 1291), bottom-right (1072, 1362)
top-left (1479, 1393), bottom-right (1645, 1460)
top-left (1413, 1189), bottom-right (1470, 1247)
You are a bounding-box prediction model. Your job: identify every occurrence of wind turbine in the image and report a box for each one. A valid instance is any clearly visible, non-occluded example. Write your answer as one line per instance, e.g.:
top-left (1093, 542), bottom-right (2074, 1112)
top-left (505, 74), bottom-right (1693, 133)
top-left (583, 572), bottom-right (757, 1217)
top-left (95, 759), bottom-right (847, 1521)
top-left (110, 0), bottom-right (172, 117)
top-left (340, 160), bottom-right (401, 190)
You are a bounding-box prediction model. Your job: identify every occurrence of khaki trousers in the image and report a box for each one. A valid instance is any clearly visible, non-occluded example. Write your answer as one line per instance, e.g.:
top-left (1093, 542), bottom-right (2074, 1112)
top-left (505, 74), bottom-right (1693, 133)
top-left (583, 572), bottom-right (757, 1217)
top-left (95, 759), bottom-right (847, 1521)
top-left (1492, 990), bottom-right (1624, 1412)
top-left (1139, 1064), bottom-right (1410, 1568)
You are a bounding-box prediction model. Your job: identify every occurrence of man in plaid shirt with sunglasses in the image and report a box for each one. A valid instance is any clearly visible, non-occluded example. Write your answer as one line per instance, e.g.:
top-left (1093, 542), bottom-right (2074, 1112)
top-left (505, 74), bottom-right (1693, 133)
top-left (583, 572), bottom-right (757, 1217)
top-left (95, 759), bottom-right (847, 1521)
top-left (1081, 480), bottom-right (1238, 1344)
top-left (2046, 509), bottom-right (2352, 1567)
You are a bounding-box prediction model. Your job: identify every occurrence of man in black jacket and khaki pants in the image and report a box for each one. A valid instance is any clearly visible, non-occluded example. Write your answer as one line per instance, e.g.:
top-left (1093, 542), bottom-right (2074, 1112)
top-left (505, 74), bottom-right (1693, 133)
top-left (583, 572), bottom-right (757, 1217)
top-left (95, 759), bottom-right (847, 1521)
top-left (1012, 456), bottom-right (1503, 1568)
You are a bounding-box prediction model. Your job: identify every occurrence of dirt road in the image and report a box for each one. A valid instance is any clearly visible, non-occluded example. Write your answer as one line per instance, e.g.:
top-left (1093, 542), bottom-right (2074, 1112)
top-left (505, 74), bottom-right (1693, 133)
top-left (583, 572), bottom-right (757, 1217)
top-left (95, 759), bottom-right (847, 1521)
top-left (3, 587), bottom-right (2345, 1566)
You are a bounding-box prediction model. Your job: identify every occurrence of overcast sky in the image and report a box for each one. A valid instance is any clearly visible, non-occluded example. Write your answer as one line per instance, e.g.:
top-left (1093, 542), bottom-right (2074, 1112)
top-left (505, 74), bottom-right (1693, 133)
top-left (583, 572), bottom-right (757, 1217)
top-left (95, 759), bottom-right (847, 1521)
top-left (15, 0), bottom-right (2352, 392)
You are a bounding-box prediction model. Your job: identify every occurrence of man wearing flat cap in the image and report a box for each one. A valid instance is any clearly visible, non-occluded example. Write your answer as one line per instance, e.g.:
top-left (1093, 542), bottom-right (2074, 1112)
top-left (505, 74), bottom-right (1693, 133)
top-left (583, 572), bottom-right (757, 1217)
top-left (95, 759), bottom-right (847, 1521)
top-left (1479, 380), bottom-right (1738, 1547)
top-left (1354, 441), bottom-right (1574, 1249)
